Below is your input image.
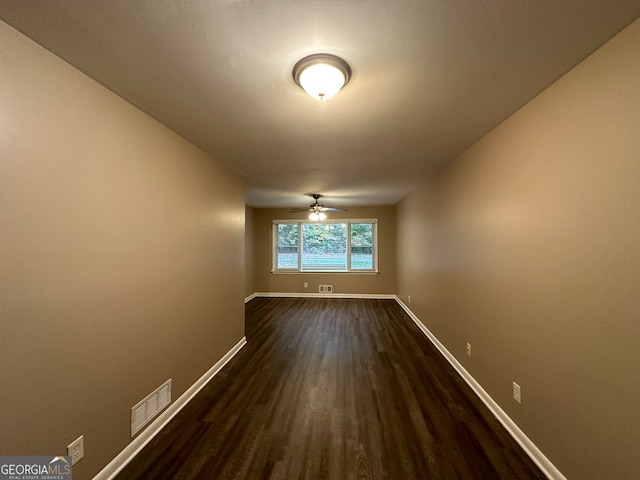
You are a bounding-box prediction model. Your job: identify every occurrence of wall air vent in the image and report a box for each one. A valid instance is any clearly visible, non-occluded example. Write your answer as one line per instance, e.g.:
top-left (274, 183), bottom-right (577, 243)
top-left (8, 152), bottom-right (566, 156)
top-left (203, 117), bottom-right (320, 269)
top-left (131, 379), bottom-right (172, 437)
top-left (319, 285), bottom-right (333, 293)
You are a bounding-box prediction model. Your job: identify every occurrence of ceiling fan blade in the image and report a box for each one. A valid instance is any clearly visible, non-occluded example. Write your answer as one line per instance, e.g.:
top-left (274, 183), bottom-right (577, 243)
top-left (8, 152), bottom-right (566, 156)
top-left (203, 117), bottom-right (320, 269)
top-left (289, 209), bottom-right (311, 213)
top-left (320, 207), bottom-right (348, 212)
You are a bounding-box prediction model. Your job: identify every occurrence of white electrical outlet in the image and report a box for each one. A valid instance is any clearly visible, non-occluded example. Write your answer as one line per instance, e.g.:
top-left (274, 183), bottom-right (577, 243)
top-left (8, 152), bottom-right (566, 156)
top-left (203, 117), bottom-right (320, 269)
top-left (408, 295), bottom-right (411, 303)
top-left (466, 343), bottom-right (472, 357)
top-left (67, 435), bottom-right (84, 465)
top-left (513, 382), bottom-right (522, 404)
top-left (303, 282), bottom-right (308, 288)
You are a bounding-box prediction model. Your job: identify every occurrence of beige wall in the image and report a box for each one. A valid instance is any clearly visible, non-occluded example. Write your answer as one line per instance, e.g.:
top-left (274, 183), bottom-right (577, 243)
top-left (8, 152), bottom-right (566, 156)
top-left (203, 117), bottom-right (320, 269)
top-left (0, 21), bottom-right (245, 479)
top-left (397, 18), bottom-right (640, 480)
top-left (251, 206), bottom-right (396, 295)
top-left (245, 205), bottom-right (256, 297)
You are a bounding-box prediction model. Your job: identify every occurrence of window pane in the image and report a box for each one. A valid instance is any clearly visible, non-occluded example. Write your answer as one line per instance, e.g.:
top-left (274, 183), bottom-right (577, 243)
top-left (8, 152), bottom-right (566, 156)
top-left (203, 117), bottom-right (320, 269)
top-left (302, 223), bottom-right (346, 270)
top-left (350, 223), bottom-right (374, 269)
top-left (277, 223), bottom-right (299, 269)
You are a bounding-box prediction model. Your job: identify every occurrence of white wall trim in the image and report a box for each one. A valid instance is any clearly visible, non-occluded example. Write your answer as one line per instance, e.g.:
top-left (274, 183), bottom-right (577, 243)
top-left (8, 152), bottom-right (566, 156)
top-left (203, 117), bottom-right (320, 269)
top-left (244, 293), bottom-right (257, 303)
top-left (250, 292), bottom-right (396, 300)
top-left (93, 336), bottom-right (247, 480)
top-left (393, 296), bottom-right (566, 480)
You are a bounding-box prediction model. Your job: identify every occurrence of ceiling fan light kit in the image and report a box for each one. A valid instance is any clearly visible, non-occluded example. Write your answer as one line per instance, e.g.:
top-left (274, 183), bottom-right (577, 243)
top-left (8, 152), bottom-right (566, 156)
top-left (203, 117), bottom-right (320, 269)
top-left (309, 211), bottom-right (326, 221)
top-left (293, 54), bottom-right (351, 100)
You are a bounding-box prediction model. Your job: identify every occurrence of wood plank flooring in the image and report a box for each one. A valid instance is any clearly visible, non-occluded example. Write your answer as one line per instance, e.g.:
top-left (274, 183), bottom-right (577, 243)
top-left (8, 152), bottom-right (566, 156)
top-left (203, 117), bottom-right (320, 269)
top-left (115, 298), bottom-right (546, 479)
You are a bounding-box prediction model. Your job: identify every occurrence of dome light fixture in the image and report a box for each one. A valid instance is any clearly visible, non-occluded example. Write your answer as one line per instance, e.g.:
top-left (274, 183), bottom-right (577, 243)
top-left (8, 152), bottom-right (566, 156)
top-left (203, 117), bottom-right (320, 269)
top-left (293, 53), bottom-right (351, 101)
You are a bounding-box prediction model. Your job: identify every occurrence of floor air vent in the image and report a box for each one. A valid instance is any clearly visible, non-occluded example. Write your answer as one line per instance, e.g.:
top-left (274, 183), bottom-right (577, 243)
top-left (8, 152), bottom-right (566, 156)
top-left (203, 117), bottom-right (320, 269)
top-left (319, 285), bottom-right (333, 293)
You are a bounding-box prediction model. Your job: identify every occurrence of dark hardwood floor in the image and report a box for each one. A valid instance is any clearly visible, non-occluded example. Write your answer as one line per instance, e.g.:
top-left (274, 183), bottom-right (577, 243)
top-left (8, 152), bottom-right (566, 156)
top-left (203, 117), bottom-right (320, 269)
top-left (116, 298), bottom-right (546, 479)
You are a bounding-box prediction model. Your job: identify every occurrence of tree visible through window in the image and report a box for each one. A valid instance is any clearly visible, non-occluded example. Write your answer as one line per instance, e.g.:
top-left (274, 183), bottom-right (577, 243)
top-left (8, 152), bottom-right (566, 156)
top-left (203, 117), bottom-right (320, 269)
top-left (350, 223), bottom-right (374, 269)
top-left (302, 223), bottom-right (346, 270)
top-left (276, 223), bottom-right (298, 269)
top-left (273, 220), bottom-right (377, 272)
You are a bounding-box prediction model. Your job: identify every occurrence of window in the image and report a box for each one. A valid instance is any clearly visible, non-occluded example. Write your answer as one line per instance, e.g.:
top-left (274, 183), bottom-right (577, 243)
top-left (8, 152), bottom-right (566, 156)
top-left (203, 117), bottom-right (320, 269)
top-left (273, 219), bottom-right (378, 272)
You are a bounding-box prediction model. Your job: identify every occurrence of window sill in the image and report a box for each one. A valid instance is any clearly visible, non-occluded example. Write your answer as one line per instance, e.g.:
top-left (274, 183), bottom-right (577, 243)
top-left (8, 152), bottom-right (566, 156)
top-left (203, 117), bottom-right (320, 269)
top-left (271, 270), bottom-right (379, 275)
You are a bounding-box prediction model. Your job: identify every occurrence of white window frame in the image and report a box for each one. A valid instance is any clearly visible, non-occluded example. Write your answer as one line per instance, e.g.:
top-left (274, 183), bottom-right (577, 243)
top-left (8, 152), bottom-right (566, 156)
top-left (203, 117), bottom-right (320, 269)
top-left (272, 219), bottom-right (378, 273)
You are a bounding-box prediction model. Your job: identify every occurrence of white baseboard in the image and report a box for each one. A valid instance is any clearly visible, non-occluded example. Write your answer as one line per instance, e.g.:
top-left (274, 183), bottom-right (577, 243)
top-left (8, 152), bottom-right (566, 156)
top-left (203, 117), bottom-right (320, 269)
top-left (93, 336), bottom-right (247, 480)
top-left (250, 292), bottom-right (396, 300)
top-left (244, 293), bottom-right (257, 303)
top-left (393, 296), bottom-right (566, 480)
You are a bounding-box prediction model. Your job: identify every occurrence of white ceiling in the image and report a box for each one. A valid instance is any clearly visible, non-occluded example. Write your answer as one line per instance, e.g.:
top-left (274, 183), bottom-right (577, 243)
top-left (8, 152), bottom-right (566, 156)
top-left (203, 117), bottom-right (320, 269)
top-left (1, 1), bottom-right (639, 209)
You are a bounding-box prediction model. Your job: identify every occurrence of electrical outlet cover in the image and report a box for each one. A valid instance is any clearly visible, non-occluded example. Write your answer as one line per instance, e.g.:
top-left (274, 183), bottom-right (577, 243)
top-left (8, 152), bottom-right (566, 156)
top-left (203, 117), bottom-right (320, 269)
top-left (67, 435), bottom-right (84, 465)
top-left (513, 382), bottom-right (522, 404)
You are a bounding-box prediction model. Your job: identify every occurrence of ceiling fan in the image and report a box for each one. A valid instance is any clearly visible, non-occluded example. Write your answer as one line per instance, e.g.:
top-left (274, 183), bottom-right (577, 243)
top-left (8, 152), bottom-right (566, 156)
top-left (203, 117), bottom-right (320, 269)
top-left (289, 194), bottom-right (347, 220)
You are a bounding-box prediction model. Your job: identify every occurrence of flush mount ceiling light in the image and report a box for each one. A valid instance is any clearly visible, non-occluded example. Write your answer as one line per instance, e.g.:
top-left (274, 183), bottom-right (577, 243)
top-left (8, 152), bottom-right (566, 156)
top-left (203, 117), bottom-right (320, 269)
top-left (293, 54), bottom-right (351, 101)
